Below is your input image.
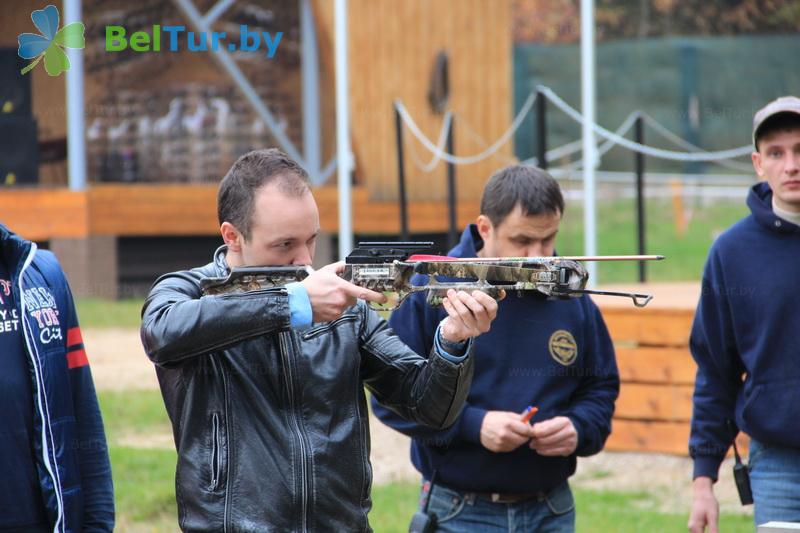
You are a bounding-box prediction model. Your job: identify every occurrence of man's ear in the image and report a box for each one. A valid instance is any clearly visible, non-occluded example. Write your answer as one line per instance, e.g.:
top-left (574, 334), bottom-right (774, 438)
top-left (476, 214), bottom-right (493, 242)
top-left (751, 151), bottom-right (764, 178)
top-left (220, 222), bottom-right (243, 252)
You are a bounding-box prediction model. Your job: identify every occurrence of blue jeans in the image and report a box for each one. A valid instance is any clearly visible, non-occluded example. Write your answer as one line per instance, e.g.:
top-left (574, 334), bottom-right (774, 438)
top-left (749, 438), bottom-right (800, 527)
top-left (420, 481), bottom-right (575, 533)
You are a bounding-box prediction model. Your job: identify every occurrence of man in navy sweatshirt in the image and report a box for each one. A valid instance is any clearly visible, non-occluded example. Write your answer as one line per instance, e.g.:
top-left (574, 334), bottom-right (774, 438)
top-left (688, 97), bottom-right (800, 533)
top-left (372, 166), bottom-right (619, 532)
top-left (0, 224), bottom-right (114, 532)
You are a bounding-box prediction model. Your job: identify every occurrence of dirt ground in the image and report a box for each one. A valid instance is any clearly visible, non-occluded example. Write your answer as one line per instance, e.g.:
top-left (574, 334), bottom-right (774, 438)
top-left (85, 327), bottom-right (751, 518)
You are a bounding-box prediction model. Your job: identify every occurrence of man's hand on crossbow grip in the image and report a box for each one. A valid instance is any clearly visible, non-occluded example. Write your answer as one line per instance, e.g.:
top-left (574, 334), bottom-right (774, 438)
top-left (439, 289), bottom-right (499, 343)
top-left (301, 262), bottom-right (387, 322)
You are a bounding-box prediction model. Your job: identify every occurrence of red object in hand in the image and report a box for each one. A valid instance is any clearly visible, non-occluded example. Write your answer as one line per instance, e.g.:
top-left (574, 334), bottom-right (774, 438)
top-left (520, 406), bottom-right (538, 424)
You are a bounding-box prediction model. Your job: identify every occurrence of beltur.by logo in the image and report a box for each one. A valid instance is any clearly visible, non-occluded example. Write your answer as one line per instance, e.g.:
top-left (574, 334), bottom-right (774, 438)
top-left (17, 4), bottom-right (85, 76)
top-left (105, 25), bottom-right (283, 58)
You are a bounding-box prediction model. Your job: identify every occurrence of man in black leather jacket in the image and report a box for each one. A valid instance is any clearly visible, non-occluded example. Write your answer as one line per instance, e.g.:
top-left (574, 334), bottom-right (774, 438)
top-left (140, 148), bottom-right (498, 532)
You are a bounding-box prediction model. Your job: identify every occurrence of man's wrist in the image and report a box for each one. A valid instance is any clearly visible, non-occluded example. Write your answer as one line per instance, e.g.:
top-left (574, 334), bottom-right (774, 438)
top-left (692, 476), bottom-right (714, 492)
top-left (439, 317), bottom-right (469, 344)
top-left (437, 320), bottom-right (468, 353)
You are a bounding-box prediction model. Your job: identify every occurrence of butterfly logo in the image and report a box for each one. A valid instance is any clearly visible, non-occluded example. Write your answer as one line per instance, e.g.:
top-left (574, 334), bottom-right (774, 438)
top-left (17, 5), bottom-right (85, 77)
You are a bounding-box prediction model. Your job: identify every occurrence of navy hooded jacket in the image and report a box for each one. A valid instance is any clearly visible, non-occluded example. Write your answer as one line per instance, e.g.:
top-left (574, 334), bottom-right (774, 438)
top-left (371, 225), bottom-right (619, 493)
top-left (0, 225), bottom-right (114, 532)
top-left (689, 182), bottom-right (800, 480)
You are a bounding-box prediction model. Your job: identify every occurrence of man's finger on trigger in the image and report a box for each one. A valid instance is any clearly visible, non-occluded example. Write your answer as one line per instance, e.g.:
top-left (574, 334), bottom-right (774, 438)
top-left (322, 260), bottom-right (346, 274)
top-left (342, 281), bottom-right (387, 303)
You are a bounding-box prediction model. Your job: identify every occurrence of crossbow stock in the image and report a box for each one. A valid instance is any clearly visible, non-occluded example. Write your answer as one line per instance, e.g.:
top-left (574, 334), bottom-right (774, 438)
top-left (201, 242), bottom-right (663, 309)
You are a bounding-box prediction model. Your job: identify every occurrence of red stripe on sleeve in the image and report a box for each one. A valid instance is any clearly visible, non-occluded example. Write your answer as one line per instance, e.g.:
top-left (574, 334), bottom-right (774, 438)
top-left (67, 349), bottom-right (89, 369)
top-left (67, 327), bottom-right (83, 348)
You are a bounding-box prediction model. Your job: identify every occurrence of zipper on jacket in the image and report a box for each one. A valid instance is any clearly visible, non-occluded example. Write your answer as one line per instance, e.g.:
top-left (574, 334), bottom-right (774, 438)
top-left (208, 356), bottom-right (232, 533)
top-left (17, 243), bottom-right (66, 532)
top-left (209, 413), bottom-right (221, 491)
top-left (279, 331), bottom-right (311, 532)
top-left (221, 363), bottom-right (232, 533)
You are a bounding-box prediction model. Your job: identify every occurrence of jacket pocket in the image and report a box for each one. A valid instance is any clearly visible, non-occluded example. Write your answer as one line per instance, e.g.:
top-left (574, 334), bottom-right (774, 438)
top-left (742, 378), bottom-right (800, 448)
top-left (208, 412), bottom-right (226, 492)
top-left (301, 314), bottom-right (358, 340)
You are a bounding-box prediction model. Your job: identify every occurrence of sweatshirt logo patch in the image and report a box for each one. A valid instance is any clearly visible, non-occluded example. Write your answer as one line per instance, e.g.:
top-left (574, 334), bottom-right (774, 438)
top-left (549, 330), bottom-right (577, 365)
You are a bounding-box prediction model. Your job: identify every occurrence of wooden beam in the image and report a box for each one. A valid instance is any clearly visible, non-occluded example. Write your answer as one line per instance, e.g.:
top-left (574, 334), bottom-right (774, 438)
top-left (0, 189), bottom-right (87, 240)
top-left (616, 347), bottom-right (697, 385)
top-left (1, 185), bottom-right (482, 239)
top-left (606, 419), bottom-right (690, 455)
top-left (616, 382), bottom-right (694, 422)
top-left (607, 419), bottom-right (749, 456)
top-left (601, 307), bottom-right (695, 347)
top-left (87, 184), bottom-right (219, 236)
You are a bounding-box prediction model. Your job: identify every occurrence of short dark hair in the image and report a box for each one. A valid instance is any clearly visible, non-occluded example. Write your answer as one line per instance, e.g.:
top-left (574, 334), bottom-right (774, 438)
top-left (480, 165), bottom-right (564, 227)
top-left (755, 112), bottom-right (800, 151)
top-left (217, 148), bottom-right (310, 240)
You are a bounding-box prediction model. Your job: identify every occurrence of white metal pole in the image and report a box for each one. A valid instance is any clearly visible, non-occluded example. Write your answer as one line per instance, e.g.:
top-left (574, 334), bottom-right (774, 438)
top-left (301, 0), bottom-right (322, 182)
top-left (64, 0), bottom-right (86, 190)
top-left (580, 0), bottom-right (598, 285)
top-left (335, 0), bottom-right (353, 258)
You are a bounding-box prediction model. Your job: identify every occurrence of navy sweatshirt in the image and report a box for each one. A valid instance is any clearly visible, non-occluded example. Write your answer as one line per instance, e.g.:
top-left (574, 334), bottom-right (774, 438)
top-left (371, 225), bottom-right (619, 493)
top-left (690, 182), bottom-right (800, 480)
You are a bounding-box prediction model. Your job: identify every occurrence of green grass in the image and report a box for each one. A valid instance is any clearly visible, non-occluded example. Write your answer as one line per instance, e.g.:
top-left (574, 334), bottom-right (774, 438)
top-left (99, 390), bottom-right (172, 444)
top-left (98, 391), bottom-right (177, 531)
top-left (76, 298), bottom-right (144, 328)
top-left (370, 482), bottom-right (421, 532)
top-left (573, 489), bottom-right (752, 533)
top-left (110, 446), bottom-right (177, 532)
top-left (556, 197), bottom-right (749, 283)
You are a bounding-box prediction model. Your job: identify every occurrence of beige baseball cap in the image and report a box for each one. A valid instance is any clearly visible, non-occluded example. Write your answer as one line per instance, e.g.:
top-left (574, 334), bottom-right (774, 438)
top-left (753, 96), bottom-right (800, 147)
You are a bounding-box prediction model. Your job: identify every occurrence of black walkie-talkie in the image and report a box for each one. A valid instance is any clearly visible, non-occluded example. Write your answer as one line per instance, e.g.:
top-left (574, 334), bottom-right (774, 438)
top-left (409, 473), bottom-right (439, 533)
top-left (728, 420), bottom-right (753, 506)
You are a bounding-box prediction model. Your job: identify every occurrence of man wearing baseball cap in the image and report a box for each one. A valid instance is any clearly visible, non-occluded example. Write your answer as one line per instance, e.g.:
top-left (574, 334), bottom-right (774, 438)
top-left (688, 96), bottom-right (800, 533)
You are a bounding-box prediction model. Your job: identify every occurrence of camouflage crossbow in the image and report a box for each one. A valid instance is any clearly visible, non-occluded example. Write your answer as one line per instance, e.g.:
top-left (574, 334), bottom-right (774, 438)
top-left (201, 242), bottom-right (664, 309)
